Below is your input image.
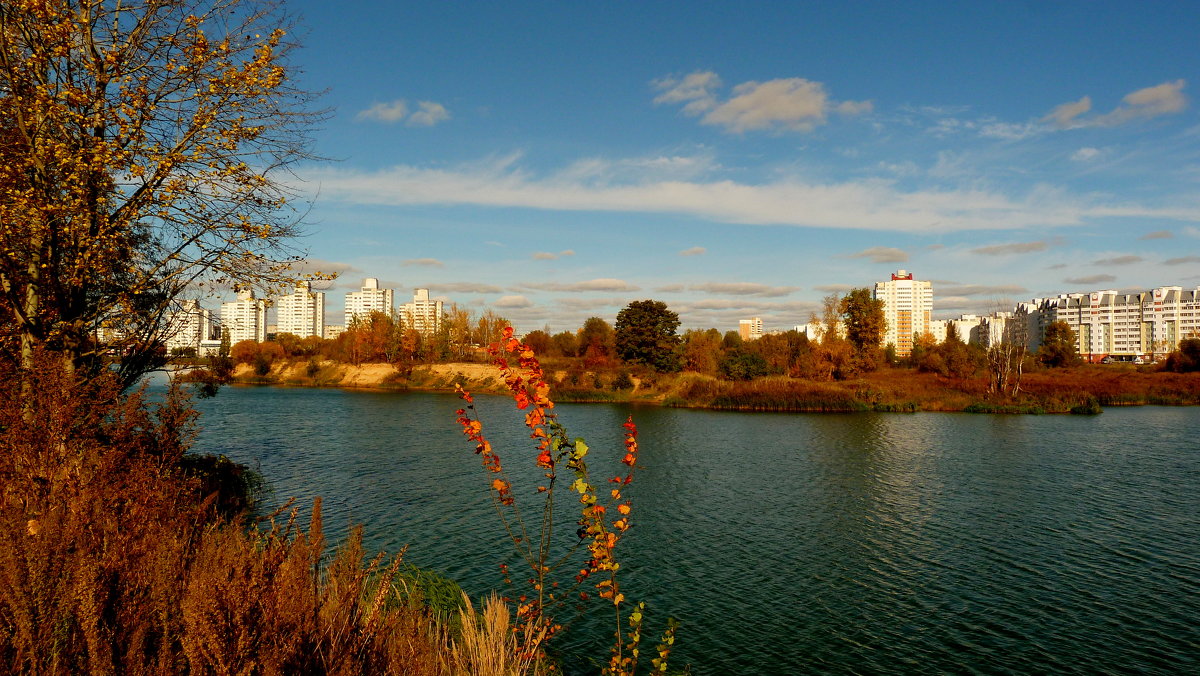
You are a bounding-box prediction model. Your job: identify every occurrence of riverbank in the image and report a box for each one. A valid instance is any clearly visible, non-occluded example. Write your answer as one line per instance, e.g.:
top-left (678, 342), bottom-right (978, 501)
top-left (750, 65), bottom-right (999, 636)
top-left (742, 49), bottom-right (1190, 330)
top-left (224, 360), bottom-right (1200, 413)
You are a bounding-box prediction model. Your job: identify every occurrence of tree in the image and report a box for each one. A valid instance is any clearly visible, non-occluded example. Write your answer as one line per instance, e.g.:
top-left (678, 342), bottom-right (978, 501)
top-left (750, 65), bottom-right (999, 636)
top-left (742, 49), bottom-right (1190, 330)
top-left (614, 300), bottom-right (681, 372)
top-left (839, 288), bottom-right (885, 372)
top-left (1164, 337), bottom-right (1200, 372)
top-left (577, 317), bottom-right (614, 367)
top-left (0, 0), bottom-right (321, 390)
top-left (549, 331), bottom-right (578, 358)
top-left (986, 316), bottom-right (1029, 398)
top-left (1038, 321), bottom-right (1081, 368)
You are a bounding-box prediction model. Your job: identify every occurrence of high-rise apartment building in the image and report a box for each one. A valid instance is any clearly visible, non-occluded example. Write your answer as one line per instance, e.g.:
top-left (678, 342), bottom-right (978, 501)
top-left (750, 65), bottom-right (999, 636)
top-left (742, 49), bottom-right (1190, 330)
top-left (220, 290), bottom-right (267, 344)
top-left (401, 288), bottom-right (443, 335)
top-left (874, 270), bottom-right (933, 357)
top-left (1031, 286), bottom-right (1200, 359)
top-left (738, 317), bottom-right (763, 341)
top-left (345, 277), bottom-right (394, 325)
top-left (164, 299), bottom-right (215, 352)
top-left (275, 281), bottom-right (325, 338)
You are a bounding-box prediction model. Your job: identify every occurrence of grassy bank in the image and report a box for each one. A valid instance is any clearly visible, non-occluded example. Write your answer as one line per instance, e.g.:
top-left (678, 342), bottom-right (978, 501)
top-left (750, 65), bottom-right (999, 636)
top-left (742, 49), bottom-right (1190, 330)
top-left (227, 360), bottom-right (1200, 414)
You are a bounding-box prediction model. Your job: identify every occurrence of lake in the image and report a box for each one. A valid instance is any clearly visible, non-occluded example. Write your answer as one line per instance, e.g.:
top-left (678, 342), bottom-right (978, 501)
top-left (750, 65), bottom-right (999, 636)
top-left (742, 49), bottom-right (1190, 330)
top-left (188, 384), bottom-right (1200, 674)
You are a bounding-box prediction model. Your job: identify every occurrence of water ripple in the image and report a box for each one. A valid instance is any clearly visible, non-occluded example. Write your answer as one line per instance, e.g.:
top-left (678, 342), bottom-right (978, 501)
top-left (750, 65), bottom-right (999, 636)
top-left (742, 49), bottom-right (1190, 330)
top-left (188, 389), bottom-right (1200, 675)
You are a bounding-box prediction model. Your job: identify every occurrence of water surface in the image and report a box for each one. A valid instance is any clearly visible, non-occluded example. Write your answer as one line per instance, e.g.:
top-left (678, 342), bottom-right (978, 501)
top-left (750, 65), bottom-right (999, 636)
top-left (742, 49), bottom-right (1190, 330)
top-left (190, 385), bottom-right (1200, 674)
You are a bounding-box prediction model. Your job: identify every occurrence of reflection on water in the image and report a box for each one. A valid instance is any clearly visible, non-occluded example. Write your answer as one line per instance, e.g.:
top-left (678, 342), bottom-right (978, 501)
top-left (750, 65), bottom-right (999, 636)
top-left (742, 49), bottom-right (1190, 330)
top-left (190, 387), bottom-right (1200, 675)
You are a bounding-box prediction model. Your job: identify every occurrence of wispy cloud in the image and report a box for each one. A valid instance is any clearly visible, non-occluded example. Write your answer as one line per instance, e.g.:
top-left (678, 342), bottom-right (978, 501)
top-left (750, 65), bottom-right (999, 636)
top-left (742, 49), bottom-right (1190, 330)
top-left (813, 284), bottom-right (855, 293)
top-left (522, 278), bottom-right (640, 293)
top-left (1165, 255), bottom-right (1200, 265)
top-left (937, 284), bottom-right (1029, 296)
top-left (402, 258), bottom-right (444, 267)
top-left (679, 246), bottom-right (706, 256)
top-left (1140, 230), bottom-right (1174, 240)
top-left (356, 99), bottom-right (450, 126)
top-left (426, 282), bottom-right (504, 294)
top-left (1065, 274), bottom-right (1117, 285)
top-left (1071, 147), bottom-right (1104, 162)
top-left (847, 246), bottom-right (908, 263)
top-left (653, 71), bottom-right (871, 133)
top-left (659, 282), bottom-right (799, 297)
top-left (1043, 80), bottom-right (1188, 129)
top-left (494, 295), bottom-right (534, 308)
top-left (284, 258), bottom-right (361, 280)
top-left (970, 239), bottom-right (1062, 256)
top-left (301, 157), bottom-right (1200, 234)
top-left (1092, 255), bottom-right (1143, 265)
top-left (532, 249), bottom-right (575, 260)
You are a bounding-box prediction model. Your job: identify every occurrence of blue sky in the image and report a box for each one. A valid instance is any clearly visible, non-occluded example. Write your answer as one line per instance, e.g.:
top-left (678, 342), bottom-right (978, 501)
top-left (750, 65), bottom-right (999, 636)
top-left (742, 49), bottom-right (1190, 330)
top-left (270, 0), bottom-right (1200, 334)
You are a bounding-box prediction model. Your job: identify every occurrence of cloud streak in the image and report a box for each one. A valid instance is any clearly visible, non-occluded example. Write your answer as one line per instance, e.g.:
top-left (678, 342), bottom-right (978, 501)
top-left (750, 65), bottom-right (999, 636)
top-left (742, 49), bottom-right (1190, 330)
top-left (847, 246), bottom-right (908, 263)
top-left (1043, 80), bottom-right (1188, 129)
top-left (300, 158), bottom-right (1200, 234)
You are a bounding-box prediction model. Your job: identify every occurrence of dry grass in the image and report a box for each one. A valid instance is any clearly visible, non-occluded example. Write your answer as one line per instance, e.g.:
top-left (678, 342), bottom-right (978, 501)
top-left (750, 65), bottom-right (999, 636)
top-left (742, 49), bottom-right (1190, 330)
top-left (1, 356), bottom-right (537, 675)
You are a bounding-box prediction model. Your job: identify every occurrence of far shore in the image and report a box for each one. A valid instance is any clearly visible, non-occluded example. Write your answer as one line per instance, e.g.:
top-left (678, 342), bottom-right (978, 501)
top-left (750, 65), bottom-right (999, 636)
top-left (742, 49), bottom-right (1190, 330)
top-left (209, 359), bottom-right (1200, 414)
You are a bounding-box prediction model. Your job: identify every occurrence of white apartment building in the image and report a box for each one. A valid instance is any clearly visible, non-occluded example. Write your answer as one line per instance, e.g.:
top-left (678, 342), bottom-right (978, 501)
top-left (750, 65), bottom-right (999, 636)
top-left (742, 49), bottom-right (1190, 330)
top-left (276, 281), bottom-right (325, 338)
top-left (874, 270), bottom-right (933, 357)
top-left (401, 288), bottom-right (443, 335)
top-left (738, 317), bottom-right (763, 341)
top-left (345, 277), bottom-right (394, 325)
top-left (220, 290), bottom-right (267, 344)
top-left (163, 299), bottom-right (215, 353)
top-left (1032, 286), bottom-right (1200, 360)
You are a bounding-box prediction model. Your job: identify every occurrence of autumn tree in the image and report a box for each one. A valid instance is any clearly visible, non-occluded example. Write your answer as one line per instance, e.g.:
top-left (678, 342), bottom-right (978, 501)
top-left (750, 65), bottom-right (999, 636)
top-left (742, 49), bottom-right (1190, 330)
top-left (839, 288), bottom-right (885, 372)
top-left (577, 317), bottom-right (615, 367)
top-left (614, 300), bottom-right (681, 372)
top-left (0, 0), bottom-right (321, 389)
top-left (1038, 321), bottom-right (1081, 368)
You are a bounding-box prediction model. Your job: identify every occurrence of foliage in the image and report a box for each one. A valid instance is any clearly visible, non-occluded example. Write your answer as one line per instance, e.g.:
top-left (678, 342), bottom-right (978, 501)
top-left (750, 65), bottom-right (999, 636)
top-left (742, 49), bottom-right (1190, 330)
top-left (719, 350), bottom-right (770, 381)
top-left (615, 300), bottom-right (682, 373)
top-left (454, 328), bottom-right (678, 675)
top-left (838, 288), bottom-right (885, 372)
top-left (0, 0), bottom-right (322, 390)
top-left (1163, 338), bottom-right (1200, 373)
top-left (0, 354), bottom-right (455, 674)
top-left (579, 317), bottom-right (616, 368)
top-left (1038, 321), bottom-right (1082, 368)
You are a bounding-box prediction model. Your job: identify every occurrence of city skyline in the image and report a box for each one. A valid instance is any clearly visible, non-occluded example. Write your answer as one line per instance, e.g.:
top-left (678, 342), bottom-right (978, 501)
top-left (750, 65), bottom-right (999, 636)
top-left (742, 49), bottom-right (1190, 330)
top-left (226, 1), bottom-right (1198, 333)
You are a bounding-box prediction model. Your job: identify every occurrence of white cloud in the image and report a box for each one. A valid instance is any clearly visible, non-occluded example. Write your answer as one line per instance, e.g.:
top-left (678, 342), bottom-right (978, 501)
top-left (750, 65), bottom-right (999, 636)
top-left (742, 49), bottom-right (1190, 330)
top-left (654, 71), bottom-right (870, 134)
top-left (402, 258), bottom-right (444, 267)
top-left (355, 99), bottom-right (450, 126)
top-left (1071, 147), bottom-right (1103, 162)
top-left (522, 278), bottom-right (640, 293)
top-left (1165, 255), bottom-right (1200, 265)
top-left (937, 284), bottom-right (1029, 297)
top-left (300, 157), bottom-right (1200, 234)
top-left (652, 71), bottom-right (722, 114)
top-left (813, 284), bottom-right (854, 293)
top-left (847, 246), bottom-right (908, 263)
top-left (427, 282), bottom-right (503, 293)
top-left (979, 121), bottom-right (1043, 140)
top-left (679, 246), bottom-right (706, 256)
top-left (1044, 80), bottom-right (1188, 129)
top-left (532, 250), bottom-right (575, 260)
top-left (356, 100), bottom-right (409, 123)
top-left (494, 295), bottom-right (534, 308)
top-left (284, 258), bottom-right (361, 279)
top-left (1065, 274), bottom-right (1117, 285)
top-left (407, 101), bottom-right (450, 126)
top-left (1092, 255), bottom-right (1142, 265)
top-left (686, 283), bottom-right (798, 297)
top-left (1140, 230), bottom-right (1173, 240)
top-left (970, 239), bottom-right (1062, 255)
